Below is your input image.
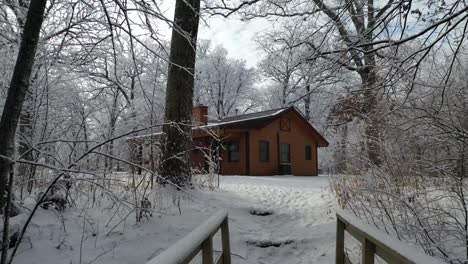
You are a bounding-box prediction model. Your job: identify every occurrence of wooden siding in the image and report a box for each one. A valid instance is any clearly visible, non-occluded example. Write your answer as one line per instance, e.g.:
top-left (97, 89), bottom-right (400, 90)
top-left (248, 111), bottom-right (319, 176)
top-left (220, 131), bottom-right (248, 175)
top-left (130, 108), bottom-right (325, 176)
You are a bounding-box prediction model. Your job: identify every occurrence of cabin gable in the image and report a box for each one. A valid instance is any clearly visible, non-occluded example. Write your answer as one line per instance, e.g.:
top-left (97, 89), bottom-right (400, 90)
top-left (248, 110), bottom-right (320, 176)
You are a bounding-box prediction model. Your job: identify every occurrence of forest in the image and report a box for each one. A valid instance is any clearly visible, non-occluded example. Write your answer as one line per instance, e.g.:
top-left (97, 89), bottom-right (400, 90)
top-left (0, 0), bottom-right (467, 263)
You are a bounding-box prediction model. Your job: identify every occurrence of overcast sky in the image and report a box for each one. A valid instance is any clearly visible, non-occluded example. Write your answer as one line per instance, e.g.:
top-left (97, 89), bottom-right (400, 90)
top-left (159, 1), bottom-right (270, 68)
top-left (198, 16), bottom-right (271, 67)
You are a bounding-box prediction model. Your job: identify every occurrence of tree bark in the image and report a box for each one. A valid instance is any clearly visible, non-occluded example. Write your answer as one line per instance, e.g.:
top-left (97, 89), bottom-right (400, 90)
top-left (0, 0), bottom-right (48, 211)
top-left (360, 60), bottom-right (382, 166)
top-left (304, 84), bottom-right (311, 121)
top-left (361, 0), bottom-right (382, 166)
top-left (159, 0), bottom-right (201, 187)
top-left (281, 74), bottom-right (290, 107)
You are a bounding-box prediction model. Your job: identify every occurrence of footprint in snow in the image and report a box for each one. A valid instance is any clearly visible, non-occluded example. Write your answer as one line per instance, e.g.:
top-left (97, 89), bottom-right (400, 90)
top-left (249, 208), bottom-right (274, 216)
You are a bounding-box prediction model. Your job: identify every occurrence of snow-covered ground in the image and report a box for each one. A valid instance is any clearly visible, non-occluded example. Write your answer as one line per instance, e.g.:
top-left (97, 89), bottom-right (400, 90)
top-left (13, 175), bottom-right (336, 264)
top-left (217, 176), bottom-right (336, 263)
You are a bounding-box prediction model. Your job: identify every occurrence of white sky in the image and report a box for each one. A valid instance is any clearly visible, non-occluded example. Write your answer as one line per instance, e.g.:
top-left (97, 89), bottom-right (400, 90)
top-left (198, 16), bottom-right (270, 67)
top-left (159, 1), bottom-right (270, 67)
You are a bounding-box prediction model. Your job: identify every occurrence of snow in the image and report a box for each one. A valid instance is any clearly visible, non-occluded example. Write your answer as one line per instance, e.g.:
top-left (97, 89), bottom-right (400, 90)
top-left (11, 175), bottom-right (445, 264)
top-left (337, 209), bottom-right (443, 264)
top-left (198, 107), bottom-right (288, 129)
top-left (199, 175), bottom-right (336, 264)
top-left (127, 108), bottom-right (289, 140)
top-left (12, 175), bottom-right (335, 264)
top-left (146, 209), bottom-right (228, 264)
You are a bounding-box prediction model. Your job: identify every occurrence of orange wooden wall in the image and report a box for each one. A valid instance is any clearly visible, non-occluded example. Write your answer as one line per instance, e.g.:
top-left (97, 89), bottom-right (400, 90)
top-left (219, 111), bottom-right (319, 176)
top-left (220, 131), bottom-right (248, 175)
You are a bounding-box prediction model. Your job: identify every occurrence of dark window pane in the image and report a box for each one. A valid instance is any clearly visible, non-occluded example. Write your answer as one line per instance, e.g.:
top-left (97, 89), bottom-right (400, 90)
top-left (280, 143), bottom-right (291, 163)
top-left (228, 141), bottom-right (240, 162)
top-left (259, 141), bottom-right (269, 162)
top-left (305, 145), bottom-right (312, 160)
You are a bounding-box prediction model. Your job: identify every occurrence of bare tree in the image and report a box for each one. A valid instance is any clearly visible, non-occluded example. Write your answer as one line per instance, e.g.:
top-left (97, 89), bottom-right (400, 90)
top-left (0, 1), bottom-right (47, 263)
top-left (159, 0), bottom-right (201, 187)
top-left (0, 0), bottom-right (47, 211)
top-left (195, 45), bottom-right (257, 118)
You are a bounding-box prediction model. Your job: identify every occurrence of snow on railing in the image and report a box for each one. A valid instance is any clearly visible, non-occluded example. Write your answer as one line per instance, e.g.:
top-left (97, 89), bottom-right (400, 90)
top-left (336, 209), bottom-right (443, 264)
top-left (146, 209), bottom-right (231, 264)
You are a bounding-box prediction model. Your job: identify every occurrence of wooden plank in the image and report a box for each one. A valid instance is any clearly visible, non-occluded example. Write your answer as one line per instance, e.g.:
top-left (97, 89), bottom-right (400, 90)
top-left (338, 215), bottom-right (363, 243)
top-left (245, 131), bottom-right (250, 175)
top-left (181, 245), bottom-right (202, 263)
top-left (221, 217), bottom-right (232, 264)
top-left (336, 217), bottom-right (345, 264)
top-left (362, 238), bottom-right (375, 264)
top-left (147, 210), bottom-right (228, 264)
top-left (215, 253), bottom-right (223, 264)
top-left (336, 211), bottom-right (443, 264)
top-left (202, 236), bottom-right (214, 264)
top-left (375, 245), bottom-right (409, 264)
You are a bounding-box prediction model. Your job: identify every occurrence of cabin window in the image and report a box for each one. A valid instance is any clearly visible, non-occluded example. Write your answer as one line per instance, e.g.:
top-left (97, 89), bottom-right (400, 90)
top-left (227, 141), bottom-right (240, 162)
top-left (259, 141), bottom-right (270, 162)
top-left (280, 143), bottom-right (291, 164)
top-left (305, 145), bottom-right (312, 160)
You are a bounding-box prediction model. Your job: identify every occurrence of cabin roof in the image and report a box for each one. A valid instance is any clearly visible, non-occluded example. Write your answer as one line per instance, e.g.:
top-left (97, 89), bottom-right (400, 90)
top-left (200, 106), bottom-right (328, 147)
top-left (127, 106), bottom-right (329, 147)
top-left (208, 107), bottom-right (288, 125)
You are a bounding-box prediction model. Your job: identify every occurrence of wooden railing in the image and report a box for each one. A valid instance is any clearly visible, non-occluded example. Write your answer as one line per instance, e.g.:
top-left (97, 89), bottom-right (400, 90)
top-left (336, 210), bottom-right (443, 264)
top-left (146, 210), bottom-right (231, 264)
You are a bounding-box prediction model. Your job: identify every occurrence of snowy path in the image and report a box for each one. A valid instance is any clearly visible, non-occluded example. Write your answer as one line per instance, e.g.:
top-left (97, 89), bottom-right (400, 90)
top-left (211, 176), bottom-right (336, 264)
top-left (14, 175), bottom-right (336, 264)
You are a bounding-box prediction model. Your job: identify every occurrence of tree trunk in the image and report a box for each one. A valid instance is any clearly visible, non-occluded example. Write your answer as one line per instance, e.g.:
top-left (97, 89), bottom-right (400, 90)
top-left (0, 0), bottom-right (48, 211)
top-left (304, 84), bottom-right (311, 121)
top-left (339, 124), bottom-right (348, 173)
top-left (18, 100), bottom-right (33, 199)
top-left (361, 74), bottom-right (382, 167)
top-left (105, 90), bottom-right (119, 175)
top-left (361, 0), bottom-right (382, 167)
top-left (159, 0), bottom-right (201, 187)
top-left (282, 76), bottom-right (288, 107)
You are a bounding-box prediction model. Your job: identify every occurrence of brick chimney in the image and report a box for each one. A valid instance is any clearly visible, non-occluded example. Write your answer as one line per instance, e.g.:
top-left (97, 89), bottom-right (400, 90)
top-left (192, 104), bottom-right (208, 126)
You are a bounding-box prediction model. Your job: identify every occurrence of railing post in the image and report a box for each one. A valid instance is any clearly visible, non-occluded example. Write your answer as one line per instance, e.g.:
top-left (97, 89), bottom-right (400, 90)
top-left (362, 238), bottom-right (375, 264)
top-left (336, 216), bottom-right (345, 264)
top-left (221, 216), bottom-right (231, 264)
top-left (202, 235), bottom-right (214, 264)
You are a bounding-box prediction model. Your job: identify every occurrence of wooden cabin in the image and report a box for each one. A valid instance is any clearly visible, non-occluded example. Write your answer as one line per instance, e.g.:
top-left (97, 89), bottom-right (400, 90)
top-left (128, 105), bottom-right (328, 176)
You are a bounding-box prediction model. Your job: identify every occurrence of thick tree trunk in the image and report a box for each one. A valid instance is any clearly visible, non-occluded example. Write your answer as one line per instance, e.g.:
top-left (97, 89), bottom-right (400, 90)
top-left (362, 0), bottom-right (382, 167)
top-left (282, 77), bottom-right (288, 107)
top-left (0, 0), bottom-right (47, 211)
top-left (18, 100), bottom-right (34, 199)
top-left (339, 124), bottom-right (348, 173)
top-left (304, 84), bottom-right (311, 121)
top-left (361, 71), bottom-right (382, 166)
top-left (159, 0), bottom-right (201, 187)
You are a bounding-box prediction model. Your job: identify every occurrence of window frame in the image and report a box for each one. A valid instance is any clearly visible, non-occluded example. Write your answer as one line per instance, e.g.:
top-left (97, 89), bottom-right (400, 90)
top-left (259, 140), bottom-right (270, 162)
top-left (280, 143), bottom-right (291, 164)
top-left (227, 141), bottom-right (240, 162)
top-left (305, 144), bottom-right (312, 160)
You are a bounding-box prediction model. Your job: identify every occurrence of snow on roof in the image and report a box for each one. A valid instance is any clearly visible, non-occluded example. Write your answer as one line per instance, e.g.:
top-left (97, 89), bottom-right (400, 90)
top-left (127, 106), bottom-right (328, 146)
top-left (198, 107), bottom-right (289, 129)
top-left (127, 107), bottom-right (289, 140)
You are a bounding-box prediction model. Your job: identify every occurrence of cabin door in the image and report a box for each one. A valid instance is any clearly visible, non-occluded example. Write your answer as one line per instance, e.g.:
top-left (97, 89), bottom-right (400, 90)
top-left (279, 143), bottom-right (291, 175)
